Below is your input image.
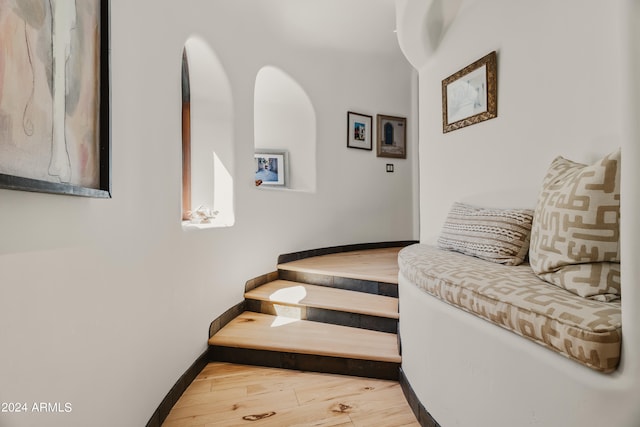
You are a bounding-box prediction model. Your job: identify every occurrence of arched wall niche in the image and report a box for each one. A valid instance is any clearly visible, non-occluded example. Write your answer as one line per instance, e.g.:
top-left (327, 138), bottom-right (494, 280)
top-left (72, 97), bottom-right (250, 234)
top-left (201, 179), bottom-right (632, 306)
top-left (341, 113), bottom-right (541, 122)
top-left (254, 66), bottom-right (317, 192)
top-left (182, 36), bottom-right (235, 228)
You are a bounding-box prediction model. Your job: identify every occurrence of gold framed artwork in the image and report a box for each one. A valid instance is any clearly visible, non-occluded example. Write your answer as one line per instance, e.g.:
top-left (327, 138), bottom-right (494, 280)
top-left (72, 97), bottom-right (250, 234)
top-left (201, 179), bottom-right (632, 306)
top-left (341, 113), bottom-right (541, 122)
top-left (442, 51), bottom-right (497, 133)
top-left (376, 114), bottom-right (406, 159)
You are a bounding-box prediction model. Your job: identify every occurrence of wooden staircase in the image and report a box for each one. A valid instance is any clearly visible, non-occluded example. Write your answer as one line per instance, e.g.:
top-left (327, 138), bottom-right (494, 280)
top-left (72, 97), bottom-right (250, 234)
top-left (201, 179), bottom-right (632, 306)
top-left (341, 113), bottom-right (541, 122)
top-left (208, 246), bottom-right (405, 380)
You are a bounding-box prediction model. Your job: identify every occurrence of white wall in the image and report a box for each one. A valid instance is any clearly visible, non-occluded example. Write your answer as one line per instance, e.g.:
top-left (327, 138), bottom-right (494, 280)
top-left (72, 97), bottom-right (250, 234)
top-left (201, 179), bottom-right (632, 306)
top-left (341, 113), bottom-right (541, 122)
top-left (0, 1), bottom-right (416, 426)
top-left (397, 0), bottom-right (640, 425)
top-left (415, 0), bottom-right (626, 242)
top-left (254, 65), bottom-right (317, 192)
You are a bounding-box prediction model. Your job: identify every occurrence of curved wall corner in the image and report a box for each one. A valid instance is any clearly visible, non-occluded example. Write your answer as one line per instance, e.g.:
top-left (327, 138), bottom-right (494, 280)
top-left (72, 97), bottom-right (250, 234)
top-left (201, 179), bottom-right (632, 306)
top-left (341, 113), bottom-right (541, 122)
top-left (395, 0), bottom-right (462, 70)
top-left (254, 66), bottom-right (316, 192)
top-left (183, 36), bottom-right (235, 227)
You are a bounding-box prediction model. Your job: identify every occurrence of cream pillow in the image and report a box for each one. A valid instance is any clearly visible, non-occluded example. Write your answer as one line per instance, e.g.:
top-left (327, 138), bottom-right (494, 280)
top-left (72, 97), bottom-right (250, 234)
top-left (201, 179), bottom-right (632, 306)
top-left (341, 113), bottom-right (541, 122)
top-left (529, 149), bottom-right (621, 301)
top-left (438, 202), bottom-right (534, 266)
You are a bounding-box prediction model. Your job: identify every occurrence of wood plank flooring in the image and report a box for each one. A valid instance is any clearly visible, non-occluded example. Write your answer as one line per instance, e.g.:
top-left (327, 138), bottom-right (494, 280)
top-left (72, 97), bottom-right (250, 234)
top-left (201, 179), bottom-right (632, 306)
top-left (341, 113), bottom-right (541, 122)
top-left (277, 248), bottom-right (402, 284)
top-left (245, 280), bottom-right (399, 319)
top-left (162, 362), bottom-right (419, 427)
top-left (209, 311), bottom-right (401, 363)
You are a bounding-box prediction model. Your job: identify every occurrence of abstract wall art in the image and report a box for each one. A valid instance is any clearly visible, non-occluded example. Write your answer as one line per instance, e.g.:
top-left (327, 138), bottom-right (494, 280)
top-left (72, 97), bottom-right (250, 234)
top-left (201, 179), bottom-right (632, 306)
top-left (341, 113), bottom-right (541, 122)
top-left (0, 0), bottom-right (110, 197)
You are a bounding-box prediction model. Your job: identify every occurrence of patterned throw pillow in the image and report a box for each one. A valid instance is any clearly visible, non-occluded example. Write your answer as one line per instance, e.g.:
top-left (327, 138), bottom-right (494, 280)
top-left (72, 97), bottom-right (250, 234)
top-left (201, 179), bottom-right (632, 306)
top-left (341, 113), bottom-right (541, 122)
top-left (438, 202), bottom-right (534, 266)
top-left (529, 149), bottom-right (621, 301)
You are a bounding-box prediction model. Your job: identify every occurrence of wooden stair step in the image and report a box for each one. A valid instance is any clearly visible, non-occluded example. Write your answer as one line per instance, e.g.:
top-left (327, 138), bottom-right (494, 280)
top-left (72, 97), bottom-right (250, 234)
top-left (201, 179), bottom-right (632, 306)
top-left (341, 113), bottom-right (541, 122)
top-left (209, 311), bottom-right (401, 364)
top-left (245, 280), bottom-right (399, 320)
top-left (277, 247), bottom-right (402, 284)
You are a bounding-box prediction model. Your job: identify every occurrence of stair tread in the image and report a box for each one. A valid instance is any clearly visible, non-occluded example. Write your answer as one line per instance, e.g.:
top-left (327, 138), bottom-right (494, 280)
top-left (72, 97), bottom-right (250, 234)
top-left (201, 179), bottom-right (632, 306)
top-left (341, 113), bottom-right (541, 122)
top-left (209, 312), bottom-right (401, 363)
top-left (278, 247), bottom-right (401, 284)
top-left (245, 280), bottom-right (399, 319)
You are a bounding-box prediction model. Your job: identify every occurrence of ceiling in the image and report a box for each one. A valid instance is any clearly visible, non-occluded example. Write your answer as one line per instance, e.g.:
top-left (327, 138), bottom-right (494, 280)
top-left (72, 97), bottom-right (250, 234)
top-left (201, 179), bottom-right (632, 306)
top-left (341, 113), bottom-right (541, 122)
top-left (254, 0), bottom-right (402, 55)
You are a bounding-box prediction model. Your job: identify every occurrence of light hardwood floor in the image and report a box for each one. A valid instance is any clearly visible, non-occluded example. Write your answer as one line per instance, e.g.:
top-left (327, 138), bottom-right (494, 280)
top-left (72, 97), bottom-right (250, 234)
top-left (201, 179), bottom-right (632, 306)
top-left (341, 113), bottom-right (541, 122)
top-left (209, 311), bottom-right (401, 363)
top-left (162, 362), bottom-right (419, 427)
top-left (245, 280), bottom-right (399, 319)
top-left (166, 247), bottom-right (414, 426)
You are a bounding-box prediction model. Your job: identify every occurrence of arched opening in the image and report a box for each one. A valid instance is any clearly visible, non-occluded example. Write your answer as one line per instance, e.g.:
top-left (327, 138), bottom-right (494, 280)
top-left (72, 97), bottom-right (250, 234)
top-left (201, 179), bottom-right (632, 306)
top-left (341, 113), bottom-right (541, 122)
top-left (181, 37), bottom-right (235, 228)
top-left (254, 66), bottom-right (316, 192)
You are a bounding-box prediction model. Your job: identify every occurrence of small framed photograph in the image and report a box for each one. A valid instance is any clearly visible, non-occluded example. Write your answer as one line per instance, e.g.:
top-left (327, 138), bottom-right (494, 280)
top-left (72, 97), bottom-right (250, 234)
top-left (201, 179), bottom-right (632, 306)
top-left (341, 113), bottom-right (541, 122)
top-left (442, 51), bottom-right (497, 133)
top-left (347, 111), bottom-right (373, 150)
top-left (376, 115), bottom-right (406, 159)
top-left (254, 150), bottom-right (287, 187)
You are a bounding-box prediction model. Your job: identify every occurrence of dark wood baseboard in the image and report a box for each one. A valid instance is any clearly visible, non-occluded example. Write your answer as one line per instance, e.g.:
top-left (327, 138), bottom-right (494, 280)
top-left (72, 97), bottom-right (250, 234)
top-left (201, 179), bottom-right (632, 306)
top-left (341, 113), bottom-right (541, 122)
top-left (209, 301), bottom-right (246, 338)
top-left (399, 367), bottom-right (441, 427)
top-left (277, 240), bottom-right (418, 264)
top-left (145, 348), bottom-right (210, 427)
top-left (244, 271), bottom-right (279, 293)
top-left (211, 346), bottom-right (400, 381)
top-left (147, 301), bottom-right (245, 427)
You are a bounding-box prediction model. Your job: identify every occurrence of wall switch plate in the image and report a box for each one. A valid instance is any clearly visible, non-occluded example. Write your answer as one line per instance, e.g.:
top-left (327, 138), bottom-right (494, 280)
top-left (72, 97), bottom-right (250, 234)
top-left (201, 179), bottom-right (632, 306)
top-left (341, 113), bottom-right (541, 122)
top-left (386, 164), bottom-right (394, 173)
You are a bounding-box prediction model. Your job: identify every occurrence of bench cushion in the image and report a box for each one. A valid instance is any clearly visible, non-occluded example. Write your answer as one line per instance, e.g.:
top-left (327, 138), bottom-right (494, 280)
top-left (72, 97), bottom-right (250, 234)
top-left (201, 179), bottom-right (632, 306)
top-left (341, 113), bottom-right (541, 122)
top-left (398, 244), bottom-right (621, 372)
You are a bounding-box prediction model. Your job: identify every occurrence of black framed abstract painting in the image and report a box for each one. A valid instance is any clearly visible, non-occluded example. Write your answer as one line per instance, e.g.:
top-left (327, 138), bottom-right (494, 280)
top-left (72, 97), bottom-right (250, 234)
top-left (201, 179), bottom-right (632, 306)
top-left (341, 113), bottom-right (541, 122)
top-left (0, 0), bottom-right (111, 198)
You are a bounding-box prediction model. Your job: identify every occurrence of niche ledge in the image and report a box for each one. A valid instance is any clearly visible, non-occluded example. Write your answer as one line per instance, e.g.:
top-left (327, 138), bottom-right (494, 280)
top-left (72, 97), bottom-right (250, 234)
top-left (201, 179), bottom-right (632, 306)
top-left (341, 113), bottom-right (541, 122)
top-left (181, 216), bottom-right (235, 230)
top-left (254, 186), bottom-right (315, 194)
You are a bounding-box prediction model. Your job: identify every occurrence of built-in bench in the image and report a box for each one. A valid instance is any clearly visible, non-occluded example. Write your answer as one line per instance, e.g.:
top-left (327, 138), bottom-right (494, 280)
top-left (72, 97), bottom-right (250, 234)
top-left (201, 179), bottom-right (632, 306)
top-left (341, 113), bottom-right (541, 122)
top-left (397, 149), bottom-right (628, 427)
top-left (399, 244), bottom-right (621, 372)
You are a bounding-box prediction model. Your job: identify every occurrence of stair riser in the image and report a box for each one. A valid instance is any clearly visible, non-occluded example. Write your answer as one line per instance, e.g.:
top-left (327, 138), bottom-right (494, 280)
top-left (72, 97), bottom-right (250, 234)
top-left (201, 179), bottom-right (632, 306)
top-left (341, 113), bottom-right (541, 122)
top-left (277, 241), bottom-right (417, 264)
top-left (245, 299), bottom-right (398, 333)
top-left (210, 346), bottom-right (400, 381)
top-left (279, 270), bottom-right (398, 297)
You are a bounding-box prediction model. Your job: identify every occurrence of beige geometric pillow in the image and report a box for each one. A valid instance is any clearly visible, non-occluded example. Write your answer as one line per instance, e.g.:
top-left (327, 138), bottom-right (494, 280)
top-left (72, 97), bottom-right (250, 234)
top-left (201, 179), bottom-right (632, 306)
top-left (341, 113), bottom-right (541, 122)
top-left (529, 149), bottom-right (621, 301)
top-left (438, 202), bottom-right (534, 266)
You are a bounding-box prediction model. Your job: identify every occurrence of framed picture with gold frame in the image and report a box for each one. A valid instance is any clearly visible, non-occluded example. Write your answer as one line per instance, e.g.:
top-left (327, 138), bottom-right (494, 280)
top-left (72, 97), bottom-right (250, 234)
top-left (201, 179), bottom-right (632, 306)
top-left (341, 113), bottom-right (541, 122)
top-left (442, 51), bottom-right (497, 133)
